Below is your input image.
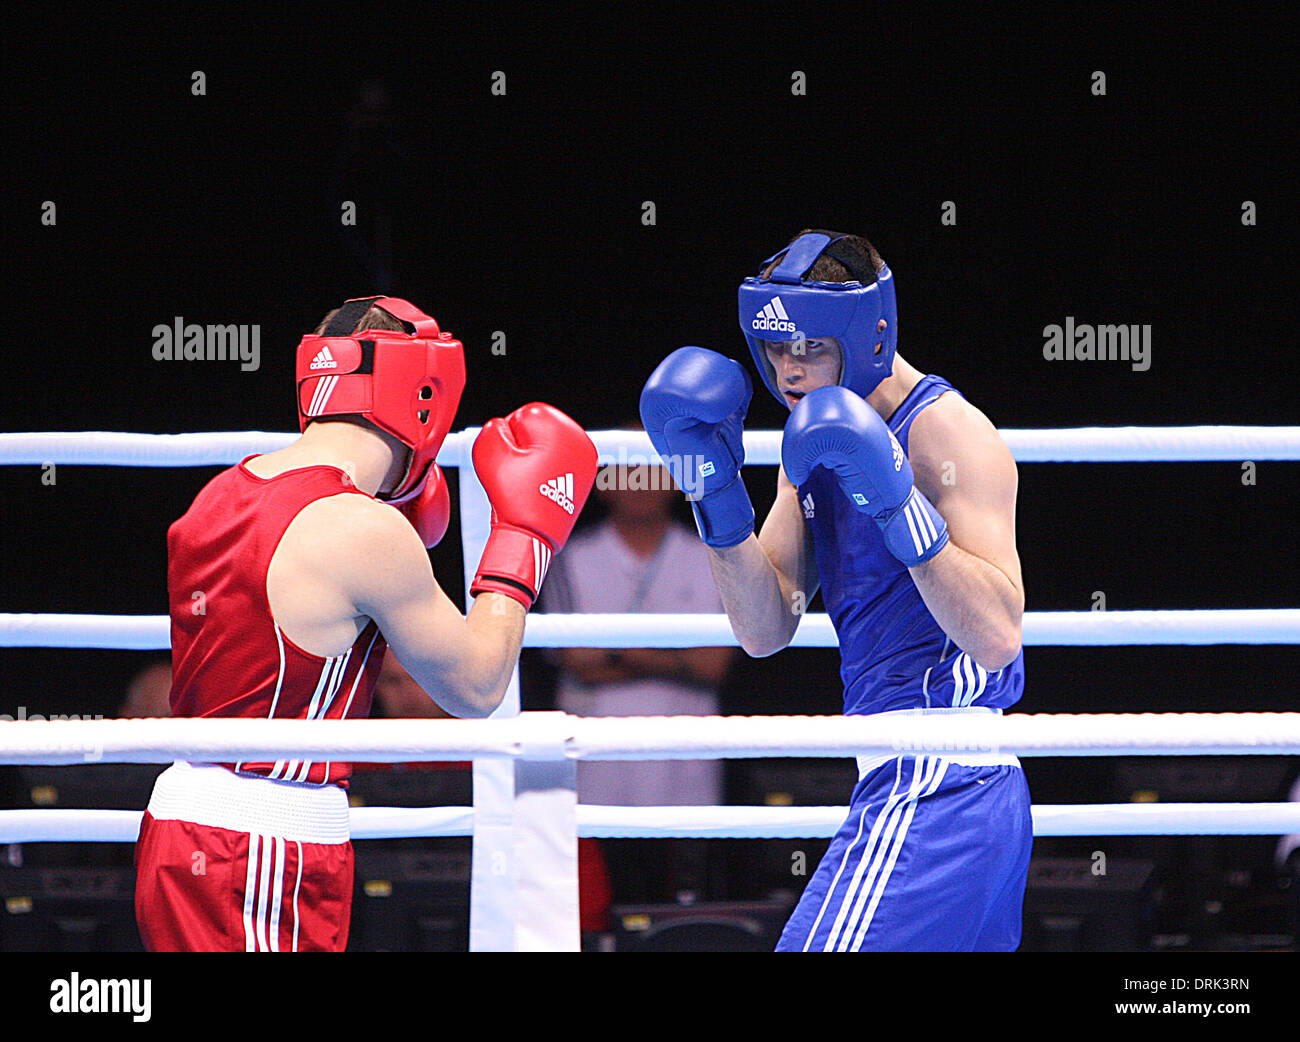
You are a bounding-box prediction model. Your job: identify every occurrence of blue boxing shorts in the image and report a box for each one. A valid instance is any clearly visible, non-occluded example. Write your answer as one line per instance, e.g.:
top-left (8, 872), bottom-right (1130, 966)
top-left (776, 750), bottom-right (1032, 952)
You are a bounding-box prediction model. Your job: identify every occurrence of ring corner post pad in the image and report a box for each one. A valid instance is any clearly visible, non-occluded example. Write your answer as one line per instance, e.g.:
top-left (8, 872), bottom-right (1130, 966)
top-left (469, 702), bottom-right (580, 954)
top-left (460, 434), bottom-right (512, 950)
top-left (515, 712), bottom-right (579, 953)
top-left (460, 447), bottom-right (579, 951)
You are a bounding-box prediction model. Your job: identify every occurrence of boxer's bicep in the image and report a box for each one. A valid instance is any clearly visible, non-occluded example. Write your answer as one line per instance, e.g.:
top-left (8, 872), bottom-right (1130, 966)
top-left (910, 396), bottom-right (1023, 597)
top-left (335, 502), bottom-right (484, 711)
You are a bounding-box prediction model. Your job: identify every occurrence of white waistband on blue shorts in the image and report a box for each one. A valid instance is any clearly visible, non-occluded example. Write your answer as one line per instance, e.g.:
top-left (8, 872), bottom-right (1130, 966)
top-left (147, 761), bottom-right (351, 844)
top-left (854, 706), bottom-right (1021, 780)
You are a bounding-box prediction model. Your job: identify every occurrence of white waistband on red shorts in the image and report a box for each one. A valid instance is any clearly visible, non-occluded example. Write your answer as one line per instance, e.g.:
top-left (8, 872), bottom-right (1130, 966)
top-left (855, 706), bottom-right (1021, 780)
top-left (147, 761), bottom-right (350, 844)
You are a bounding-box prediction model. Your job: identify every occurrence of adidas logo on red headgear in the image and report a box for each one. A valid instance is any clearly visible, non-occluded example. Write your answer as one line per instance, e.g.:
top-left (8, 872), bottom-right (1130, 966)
top-left (309, 346), bottom-right (339, 370)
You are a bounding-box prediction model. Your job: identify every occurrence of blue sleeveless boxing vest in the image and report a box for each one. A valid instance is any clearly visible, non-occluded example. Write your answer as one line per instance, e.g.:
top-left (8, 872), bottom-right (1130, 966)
top-left (797, 374), bottom-right (1025, 716)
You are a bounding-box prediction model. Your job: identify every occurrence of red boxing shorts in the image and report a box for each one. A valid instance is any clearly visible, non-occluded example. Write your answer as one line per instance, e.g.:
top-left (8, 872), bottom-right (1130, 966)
top-left (135, 762), bottom-right (354, 952)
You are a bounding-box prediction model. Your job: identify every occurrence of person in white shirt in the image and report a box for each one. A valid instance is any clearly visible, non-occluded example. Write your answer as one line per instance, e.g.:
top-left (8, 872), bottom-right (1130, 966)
top-left (541, 455), bottom-right (734, 902)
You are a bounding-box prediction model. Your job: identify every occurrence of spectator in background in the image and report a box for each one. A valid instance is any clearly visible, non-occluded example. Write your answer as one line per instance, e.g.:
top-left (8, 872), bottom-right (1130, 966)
top-left (541, 449), bottom-right (735, 919)
top-left (117, 658), bottom-right (172, 718)
top-left (372, 652), bottom-right (452, 721)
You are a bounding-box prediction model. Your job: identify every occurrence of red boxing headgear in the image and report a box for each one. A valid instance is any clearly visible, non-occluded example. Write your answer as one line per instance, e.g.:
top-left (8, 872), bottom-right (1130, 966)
top-left (296, 296), bottom-right (466, 503)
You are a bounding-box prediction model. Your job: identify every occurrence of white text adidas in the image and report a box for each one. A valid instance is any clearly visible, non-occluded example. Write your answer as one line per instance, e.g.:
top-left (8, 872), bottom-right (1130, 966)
top-left (751, 297), bottom-right (797, 335)
top-left (539, 473), bottom-right (576, 514)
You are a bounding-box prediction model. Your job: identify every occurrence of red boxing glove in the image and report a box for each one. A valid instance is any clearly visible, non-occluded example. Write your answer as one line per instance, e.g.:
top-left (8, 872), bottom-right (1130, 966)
top-left (398, 464), bottom-right (451, 549)
top-left (471, 403), bottom-right (598, 608)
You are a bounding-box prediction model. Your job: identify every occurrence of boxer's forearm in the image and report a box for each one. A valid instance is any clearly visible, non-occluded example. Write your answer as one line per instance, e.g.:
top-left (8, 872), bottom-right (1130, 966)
top-left (909, 543), bottom-right (1023, 671)
top-left (448, 593), bottom-right (527, 715)
top-left (707, 535), bottom-right (800, 657)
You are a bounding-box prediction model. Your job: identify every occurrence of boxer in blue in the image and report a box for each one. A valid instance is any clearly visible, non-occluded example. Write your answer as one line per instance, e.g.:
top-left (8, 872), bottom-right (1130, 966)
top-left (640, 230), bottom-right (1031, 950)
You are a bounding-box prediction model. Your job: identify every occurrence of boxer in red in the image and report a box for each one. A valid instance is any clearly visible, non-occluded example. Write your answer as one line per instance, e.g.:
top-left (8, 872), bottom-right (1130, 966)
top-left (134, 297), bottom-right (597, 951)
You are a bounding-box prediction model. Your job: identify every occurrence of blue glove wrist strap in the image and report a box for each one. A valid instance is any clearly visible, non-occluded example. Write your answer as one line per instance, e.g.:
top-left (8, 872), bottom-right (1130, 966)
top-left (876, 486), bottom-right (949, 566)
top-left (690, 475), bottom-right (755, 548)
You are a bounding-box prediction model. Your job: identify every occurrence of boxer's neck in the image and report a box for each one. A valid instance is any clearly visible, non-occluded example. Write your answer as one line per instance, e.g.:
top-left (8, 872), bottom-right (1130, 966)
top-left (865, 354), bottom-right (925, 421)
top-left (253, 420), bottom-right (407, 497)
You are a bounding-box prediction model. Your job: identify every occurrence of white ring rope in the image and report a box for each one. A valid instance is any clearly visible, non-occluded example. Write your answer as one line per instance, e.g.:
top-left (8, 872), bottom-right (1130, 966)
top-left (0, 431), bottom-right (297, 466)
top-left (528, 609), bottom-right (1300, 647)
top-left (0, 718), bottom-right (524, 765)
top-left (572, 803), bottom-right (1300, 839)
top-left (565, 712), bottom-right (1300, 759)
top-left (3, 713), bottom-right (1298, 842)
top-left (4, 609), bottom-right (1299, 649)
top-left (0, 806), bottom-right (476, 843)
top-left (2, 713), bottom-right (1299, 765)
top-left (3, 425), bottom-right (1300, 466)
top-left (3, 803), bottom-right (1299, 844)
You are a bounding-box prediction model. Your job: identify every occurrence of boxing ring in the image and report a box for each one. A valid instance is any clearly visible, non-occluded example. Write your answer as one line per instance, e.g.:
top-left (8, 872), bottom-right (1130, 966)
top-left (2, 426), bottom-right (1300, 951)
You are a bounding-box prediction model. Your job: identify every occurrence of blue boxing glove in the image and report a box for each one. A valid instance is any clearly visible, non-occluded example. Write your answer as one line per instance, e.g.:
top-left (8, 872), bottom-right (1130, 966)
top-left (639, 346), bottom-right (755, 547)
top-left (782, 385), bottom-right (949, 566)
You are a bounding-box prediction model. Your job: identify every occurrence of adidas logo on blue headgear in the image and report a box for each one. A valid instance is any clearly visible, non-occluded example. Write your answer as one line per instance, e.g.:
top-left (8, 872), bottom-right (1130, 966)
top-left (738, 230), bottom-right (898, 404)
top-left (751, 296), bottom-right (798, 335)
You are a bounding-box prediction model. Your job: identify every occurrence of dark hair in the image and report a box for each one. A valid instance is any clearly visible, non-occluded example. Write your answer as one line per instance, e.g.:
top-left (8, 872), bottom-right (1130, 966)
top-left (313, 302), bottom-right (407, 335)
top-left (762, 228), bottom-right (885, 282)
top-left (305, 302), bottom-right (408, 433)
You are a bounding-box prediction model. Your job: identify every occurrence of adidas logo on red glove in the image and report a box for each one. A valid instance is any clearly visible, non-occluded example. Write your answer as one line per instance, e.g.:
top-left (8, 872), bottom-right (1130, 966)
top-left (470, 404), bottom-right (597, 609)
top-left (539, 473), bottom-right (576, 515)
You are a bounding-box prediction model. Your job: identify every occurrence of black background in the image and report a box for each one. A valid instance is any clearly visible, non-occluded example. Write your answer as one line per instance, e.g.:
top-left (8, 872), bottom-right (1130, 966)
top-left (2, 4), bottom-right (1297, 943)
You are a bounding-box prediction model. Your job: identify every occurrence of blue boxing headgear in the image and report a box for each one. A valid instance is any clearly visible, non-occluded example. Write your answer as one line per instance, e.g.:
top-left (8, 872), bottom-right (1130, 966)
top-left (738, 231), bottom-right (897, 404)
